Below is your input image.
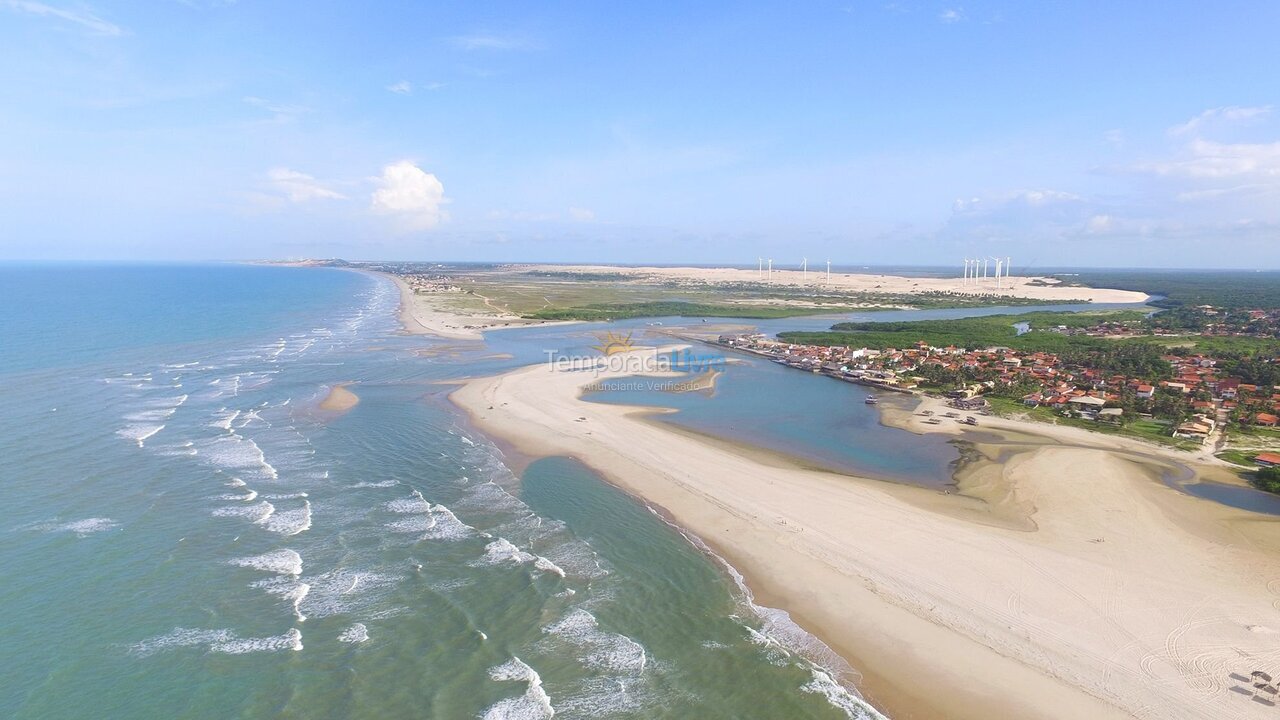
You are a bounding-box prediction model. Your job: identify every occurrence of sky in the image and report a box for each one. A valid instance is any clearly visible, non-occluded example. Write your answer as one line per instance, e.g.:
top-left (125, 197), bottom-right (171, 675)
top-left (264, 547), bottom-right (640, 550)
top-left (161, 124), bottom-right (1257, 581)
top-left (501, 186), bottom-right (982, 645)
top-left (1, 1), bottom-right (1279, 268)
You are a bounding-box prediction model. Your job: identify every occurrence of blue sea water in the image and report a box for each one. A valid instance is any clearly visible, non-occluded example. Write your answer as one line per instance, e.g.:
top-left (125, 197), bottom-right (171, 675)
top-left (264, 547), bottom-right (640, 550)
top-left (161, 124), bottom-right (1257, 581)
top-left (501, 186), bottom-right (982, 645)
top-left (0, 264), bottom-right (887, 719)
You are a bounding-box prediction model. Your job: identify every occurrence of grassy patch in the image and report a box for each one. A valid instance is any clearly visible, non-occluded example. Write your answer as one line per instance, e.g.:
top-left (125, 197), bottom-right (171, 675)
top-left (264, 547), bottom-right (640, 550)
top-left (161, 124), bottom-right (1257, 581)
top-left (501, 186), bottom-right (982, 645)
top-left (1216, 449), bottom-right (1257, 467)
top-left (523, 301), bottom-right (860, 321)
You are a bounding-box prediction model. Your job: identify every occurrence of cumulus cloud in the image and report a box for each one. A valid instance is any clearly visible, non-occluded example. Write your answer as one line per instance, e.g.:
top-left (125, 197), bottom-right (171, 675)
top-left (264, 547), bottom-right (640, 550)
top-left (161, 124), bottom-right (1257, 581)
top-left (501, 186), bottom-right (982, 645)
top-left (3, 0), bottom-right (122, 36)
top-left (938, 8), bottom-right (962, 23)
top-left (268, 168), bottom-right (347, 202)
top-left (1169, 105), bottom-right (1271, 136)
top-left (386, 80), bottom-right (413, 95)
top-left (371, 161), bottom-right (448, 229)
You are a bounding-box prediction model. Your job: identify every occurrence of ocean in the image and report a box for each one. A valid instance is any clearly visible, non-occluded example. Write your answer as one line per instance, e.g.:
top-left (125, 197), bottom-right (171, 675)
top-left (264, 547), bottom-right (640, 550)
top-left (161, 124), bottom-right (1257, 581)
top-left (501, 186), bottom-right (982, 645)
top-left (0, 264), bottom-right (886, 719)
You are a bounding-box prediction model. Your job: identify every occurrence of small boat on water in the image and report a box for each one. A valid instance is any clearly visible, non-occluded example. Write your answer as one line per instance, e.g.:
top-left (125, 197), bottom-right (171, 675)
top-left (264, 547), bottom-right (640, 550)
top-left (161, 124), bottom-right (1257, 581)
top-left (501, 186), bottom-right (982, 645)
top-left (864, 395), bottom-right (879, 405)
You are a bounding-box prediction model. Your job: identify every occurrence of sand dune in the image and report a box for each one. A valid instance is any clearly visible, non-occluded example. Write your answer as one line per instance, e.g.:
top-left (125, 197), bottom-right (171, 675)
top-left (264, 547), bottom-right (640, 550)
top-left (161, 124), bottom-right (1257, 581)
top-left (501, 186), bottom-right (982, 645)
top-left (452, 346), bottom-right (1280, 720)
top-left (521, 264), bottom-right (1152, 304)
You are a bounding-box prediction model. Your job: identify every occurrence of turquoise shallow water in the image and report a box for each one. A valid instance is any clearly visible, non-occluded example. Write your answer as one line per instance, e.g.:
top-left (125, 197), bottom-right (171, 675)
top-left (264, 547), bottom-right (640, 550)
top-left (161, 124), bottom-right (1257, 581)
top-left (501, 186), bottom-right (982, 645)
top-left (0, 265), bottom-right (883, 719)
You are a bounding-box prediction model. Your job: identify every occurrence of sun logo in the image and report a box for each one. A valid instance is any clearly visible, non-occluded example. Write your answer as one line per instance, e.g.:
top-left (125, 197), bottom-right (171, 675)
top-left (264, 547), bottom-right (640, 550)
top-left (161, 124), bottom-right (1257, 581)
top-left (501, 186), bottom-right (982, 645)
top-left (592, 331), bottom-right (635, 356)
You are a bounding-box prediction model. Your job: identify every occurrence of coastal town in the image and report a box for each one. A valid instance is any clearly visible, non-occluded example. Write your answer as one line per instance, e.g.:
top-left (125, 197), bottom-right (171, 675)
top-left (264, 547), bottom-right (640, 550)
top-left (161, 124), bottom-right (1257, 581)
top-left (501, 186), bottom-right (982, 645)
top-left (716, 320), bottom-right (1280, 462)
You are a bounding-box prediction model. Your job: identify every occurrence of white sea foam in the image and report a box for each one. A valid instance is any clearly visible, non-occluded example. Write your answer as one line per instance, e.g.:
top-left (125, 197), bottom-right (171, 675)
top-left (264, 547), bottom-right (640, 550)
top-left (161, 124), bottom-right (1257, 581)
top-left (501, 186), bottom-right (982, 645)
top-left (33, 517), bottom-right (120, 537)
top-left (211, 500), bottom-right (275, 523)
top-left (425, 504), bottom-right (474, 540)
top-left (263, 500), bottom-right (311, 536)
top-left (669, 517), bottom-right (882, 719)
top-left (483, 657), bottom-right (555, 720)
top-left (212, 409), bottom-right (241, 431)
top-left (533, 557), bottom-right (567, 578)
top-left (543, 609), bottom-right (646, 674)
top-left (337, 623), bottom-right (369, 643)
top-left (802, 669), bottom-right (888, 719)
top-left (117, 423), bottom-right (164, 447)
top-left (129, 628), bottom-right (235, 657)
top-left (479, 538), bottom-right (565, 577)
top-left (292, 568), bottom-right (401, 620)
top-left (351, 480), bottom-right (398, 489)
top-left (225, 478), bottom-right (247, 488)
top-left (204, 435), bottom-right (278, 481)
top-left (252, 577), bottom-right (311, 621)
top-left (218, 490), bottom-right (259, 502)
top-left (385, 495), bottom-right (431, 514)
top-left (211, 628), bottom-right (303, 654)
top-left (229, 549), bottom-right (302, 576)
top-left (262, 492), bottom-right (308, 500)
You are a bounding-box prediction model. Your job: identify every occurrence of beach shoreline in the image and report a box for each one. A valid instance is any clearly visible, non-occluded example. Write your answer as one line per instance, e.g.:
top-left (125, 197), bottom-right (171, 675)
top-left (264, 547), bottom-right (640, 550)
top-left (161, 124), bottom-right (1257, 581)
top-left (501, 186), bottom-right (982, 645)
top-left (450, 345), bottom-right (1280, 720)
top-left (380, 270), bottom-right (581, 340)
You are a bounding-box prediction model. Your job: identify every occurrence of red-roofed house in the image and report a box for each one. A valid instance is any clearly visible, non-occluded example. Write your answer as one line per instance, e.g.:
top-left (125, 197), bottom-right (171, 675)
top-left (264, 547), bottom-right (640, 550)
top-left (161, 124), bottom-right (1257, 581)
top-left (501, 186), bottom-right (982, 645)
top-left (1255, 452), bottom-right (1280, 467)
top-left (1255, 412), bottom-right (1279, 428)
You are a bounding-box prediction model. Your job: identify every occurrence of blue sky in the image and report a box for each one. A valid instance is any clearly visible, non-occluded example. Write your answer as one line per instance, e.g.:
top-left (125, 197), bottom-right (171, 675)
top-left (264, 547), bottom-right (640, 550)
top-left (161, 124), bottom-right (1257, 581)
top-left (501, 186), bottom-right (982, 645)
top-left (2, 1), bottom-right (1278, 268)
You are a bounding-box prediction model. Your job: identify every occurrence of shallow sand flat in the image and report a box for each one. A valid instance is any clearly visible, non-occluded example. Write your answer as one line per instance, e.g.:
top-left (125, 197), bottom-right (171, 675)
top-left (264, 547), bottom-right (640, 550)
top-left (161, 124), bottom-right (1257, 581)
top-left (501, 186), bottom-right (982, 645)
top-left (520, 264), bottom-right (1152, 304)
top-left (319, 383), bottom-right (359, 413)
top-left (452, 346), bottom-right (1280, 720)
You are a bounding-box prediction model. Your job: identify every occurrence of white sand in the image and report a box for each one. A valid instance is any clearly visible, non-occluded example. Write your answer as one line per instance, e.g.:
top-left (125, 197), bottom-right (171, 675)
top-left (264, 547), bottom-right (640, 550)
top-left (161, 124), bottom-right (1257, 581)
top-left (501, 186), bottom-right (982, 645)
top-left (452, 346), bottom-right (1280, 720)
top-left (387, 273), bottom-right (579, 340)
top-left (521, 264), bottom-right (1152, 304)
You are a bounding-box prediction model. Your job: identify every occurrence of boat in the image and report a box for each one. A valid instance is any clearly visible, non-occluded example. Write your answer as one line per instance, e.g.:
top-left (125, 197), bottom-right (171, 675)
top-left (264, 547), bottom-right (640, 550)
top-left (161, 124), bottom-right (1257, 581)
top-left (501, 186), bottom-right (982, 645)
top-left (864, 395), bottom-right (879, 405)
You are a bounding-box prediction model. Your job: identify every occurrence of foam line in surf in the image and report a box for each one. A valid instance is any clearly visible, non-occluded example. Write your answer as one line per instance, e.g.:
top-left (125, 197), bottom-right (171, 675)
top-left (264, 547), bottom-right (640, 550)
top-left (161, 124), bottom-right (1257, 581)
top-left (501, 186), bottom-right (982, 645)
top-left (483, 657), bottom-right (555, 720)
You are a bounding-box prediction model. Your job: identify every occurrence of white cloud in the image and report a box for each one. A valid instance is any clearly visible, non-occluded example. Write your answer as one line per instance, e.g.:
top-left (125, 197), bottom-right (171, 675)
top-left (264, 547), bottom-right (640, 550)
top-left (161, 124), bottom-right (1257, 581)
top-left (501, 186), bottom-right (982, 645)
top-left (268, 168), bottom-right (347, 202)
top-left (371, 161), bottom-right (448, 230)
top-left (242, 96), bottom-right (308, 124)
top-left (568, 207), bottom-right (595, 222)
top-left (386, 81), bottom-right (412, 95)
top-left (3, 0), bottom-right (122, 35)
top-left (938, 8), bottom-right (962, 23)
top-left (1085, 214), bottom-right (1113, 234)
top-left (450, 33), bottom-right (534, 51)
top-left (1137, 139), bottom-right (1280, 179)
top-left (1169, 105), bottom-right (1271, 136)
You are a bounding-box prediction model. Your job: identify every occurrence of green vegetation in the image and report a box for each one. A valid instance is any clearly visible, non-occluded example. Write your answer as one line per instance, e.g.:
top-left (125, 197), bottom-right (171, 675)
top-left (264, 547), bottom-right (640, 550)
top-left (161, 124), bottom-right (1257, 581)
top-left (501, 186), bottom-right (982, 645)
top-left (778, 310), bottom-right (1151, 353)
top-left (985, 397), bottom-right (1201, 450)
top-left (1065, 270), bottom-right (1280, 309)
top-left (777, 309), bottom-right (1280, 360)
top-left (1216, 449), bottom-right (1257, 467)
top-left (1255, 466), bottom-right (1280, 494)
top-left (524, 301), bottom-right (859, 321)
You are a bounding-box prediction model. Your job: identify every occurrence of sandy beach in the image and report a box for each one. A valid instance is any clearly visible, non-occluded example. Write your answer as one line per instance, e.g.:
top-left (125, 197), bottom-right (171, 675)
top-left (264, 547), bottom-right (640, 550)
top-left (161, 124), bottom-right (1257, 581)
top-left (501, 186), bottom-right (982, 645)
top-left (452, 345), bottom-right (1280, 720)
top-left (520, 264), bottom-right (1152, 304)
top-left (385, 272), bottom-right (579, 340)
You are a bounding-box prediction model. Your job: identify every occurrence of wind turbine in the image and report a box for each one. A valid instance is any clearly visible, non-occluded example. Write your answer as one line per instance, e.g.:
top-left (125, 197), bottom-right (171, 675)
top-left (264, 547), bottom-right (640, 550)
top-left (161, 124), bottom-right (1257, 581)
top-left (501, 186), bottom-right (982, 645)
top-left (767, 258), bottom-right (773, 282)
top-left (991, 256), bottom-right (1003, 289)
top-left (802, 257), bottom-right (808, 282)
top-left (982, 258), bottom-right (988, 280)
top-left (963, 258), bottom-right (970, 285)
top-left (826, 259), bottom-right (831, 283)
top-left (758, 257), bottom-right (763, 280)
